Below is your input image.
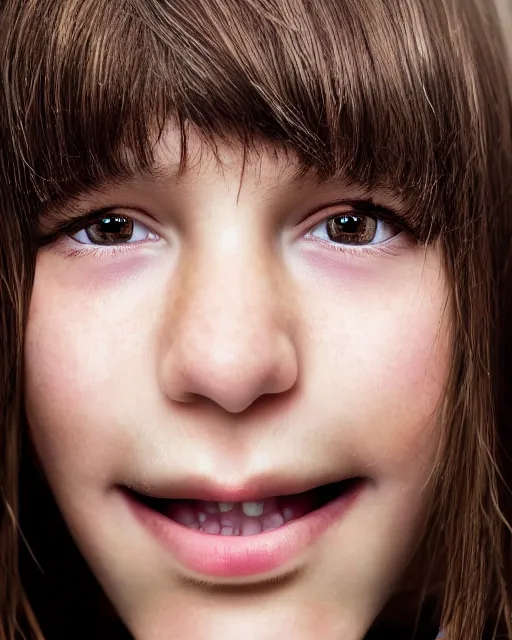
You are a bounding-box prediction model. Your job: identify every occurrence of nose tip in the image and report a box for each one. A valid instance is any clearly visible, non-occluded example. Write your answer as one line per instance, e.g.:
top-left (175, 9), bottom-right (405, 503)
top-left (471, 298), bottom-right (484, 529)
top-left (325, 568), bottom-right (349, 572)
top-left (159, 232), bottom-right (299, 414)
top-left (162, 327), bottom-right (298, 413)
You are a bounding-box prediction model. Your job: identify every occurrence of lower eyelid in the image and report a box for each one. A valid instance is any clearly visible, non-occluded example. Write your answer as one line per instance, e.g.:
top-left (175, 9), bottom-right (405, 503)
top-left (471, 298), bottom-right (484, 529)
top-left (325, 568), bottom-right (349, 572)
top-left (55, 241), bottom-right (150, 260)
top-left (303, 229), bottom-right (411, 255)
top-left (54, 232), bottom-right (162, 259)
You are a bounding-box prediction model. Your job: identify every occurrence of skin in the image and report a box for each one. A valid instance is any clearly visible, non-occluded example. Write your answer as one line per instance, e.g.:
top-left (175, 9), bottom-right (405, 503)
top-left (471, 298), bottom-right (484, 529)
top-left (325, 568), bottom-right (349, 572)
top-left (25, 128), bottom-right (451, 640)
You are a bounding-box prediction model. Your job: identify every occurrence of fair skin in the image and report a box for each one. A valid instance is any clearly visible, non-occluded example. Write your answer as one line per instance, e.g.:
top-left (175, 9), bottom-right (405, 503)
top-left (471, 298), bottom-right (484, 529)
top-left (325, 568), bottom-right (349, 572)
top-left (24, 127), bottom-right (450, 640)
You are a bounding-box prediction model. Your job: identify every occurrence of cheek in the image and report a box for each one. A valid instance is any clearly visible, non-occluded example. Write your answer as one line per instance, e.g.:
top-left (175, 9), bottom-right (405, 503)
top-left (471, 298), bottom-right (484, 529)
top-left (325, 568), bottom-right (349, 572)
top-left (300, 249), bottom-right (451, 470)
top-left (23, 252), bottom-right (162, 481)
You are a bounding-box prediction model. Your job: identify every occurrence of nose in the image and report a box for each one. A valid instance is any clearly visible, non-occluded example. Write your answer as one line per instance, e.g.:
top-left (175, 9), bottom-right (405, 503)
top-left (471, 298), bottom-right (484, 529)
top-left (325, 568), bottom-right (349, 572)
top-left (159, 234), bottom-right (299, 414)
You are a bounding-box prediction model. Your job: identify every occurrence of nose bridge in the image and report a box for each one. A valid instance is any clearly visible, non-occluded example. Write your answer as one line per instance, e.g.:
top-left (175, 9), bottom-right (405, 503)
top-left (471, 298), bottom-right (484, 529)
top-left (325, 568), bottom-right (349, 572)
top-left (189, 238), bottom-right (272, 358)
top-left (161, 227), bottom-right (298, 413)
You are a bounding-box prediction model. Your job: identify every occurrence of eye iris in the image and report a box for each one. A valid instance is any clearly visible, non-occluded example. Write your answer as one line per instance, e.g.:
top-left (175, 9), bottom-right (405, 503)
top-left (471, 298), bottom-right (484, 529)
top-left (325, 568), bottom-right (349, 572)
top-left (85, 216), bottom-right (133, 244)
top-left (327, 215), bottom-right (377, 244)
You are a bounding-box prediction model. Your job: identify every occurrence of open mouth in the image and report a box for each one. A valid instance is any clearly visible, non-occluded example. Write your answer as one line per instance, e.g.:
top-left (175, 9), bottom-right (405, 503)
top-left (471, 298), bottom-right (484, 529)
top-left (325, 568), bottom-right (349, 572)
top-left (126, 476), bottom-right (366, 577)
top-left (132, 478), bottom-right (362, 537)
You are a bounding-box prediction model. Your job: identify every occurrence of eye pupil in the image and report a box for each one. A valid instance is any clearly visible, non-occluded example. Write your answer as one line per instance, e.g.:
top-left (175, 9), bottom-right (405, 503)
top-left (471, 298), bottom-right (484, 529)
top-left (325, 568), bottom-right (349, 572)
top-left (86, 216), bottom-right (133, 244)
top-left (327, 215), bottom-right (377, 244)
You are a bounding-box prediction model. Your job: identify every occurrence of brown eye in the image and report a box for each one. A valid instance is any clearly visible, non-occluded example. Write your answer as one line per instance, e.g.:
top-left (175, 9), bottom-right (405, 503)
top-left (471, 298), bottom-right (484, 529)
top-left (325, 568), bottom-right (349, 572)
top-left (309, 213), bottom-right (399, 247)
top-left (84, 216), bottom-right (134, 245)
top-left (69, 215), bottom-right (158, 247)
top-left (326, 215), bottom-right (377, 245)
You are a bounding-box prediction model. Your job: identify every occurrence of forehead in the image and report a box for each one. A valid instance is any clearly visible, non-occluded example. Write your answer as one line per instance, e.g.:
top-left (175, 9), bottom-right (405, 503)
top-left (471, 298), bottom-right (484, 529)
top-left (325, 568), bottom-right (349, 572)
top-left (147, 124), bottom-right (309, 190)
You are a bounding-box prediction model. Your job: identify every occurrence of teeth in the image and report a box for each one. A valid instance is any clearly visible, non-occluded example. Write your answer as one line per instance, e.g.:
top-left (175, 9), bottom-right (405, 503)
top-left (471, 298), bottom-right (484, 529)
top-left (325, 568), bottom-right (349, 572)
top-left (203, 502), bottom-right (220, 514)
top-left (220, 511), bottom-right (240, 528)
top-left (282, 507), bottom-right (294, 522)
top-left (242, 519), bottom-right (262, 536)
top-left (242, 501), bottom-right (265, 517)
top-left (201, 519), bottom-right (221, 535)
top-left (218, 502), bottom-right (234, 512)
top-left (262, 512), bottom-right (285, 532)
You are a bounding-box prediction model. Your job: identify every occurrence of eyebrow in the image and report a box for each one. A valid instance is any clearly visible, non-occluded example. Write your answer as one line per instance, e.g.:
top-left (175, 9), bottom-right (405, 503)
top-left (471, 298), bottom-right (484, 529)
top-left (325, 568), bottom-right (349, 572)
top-left (40, 152), bottom-right (411, 230)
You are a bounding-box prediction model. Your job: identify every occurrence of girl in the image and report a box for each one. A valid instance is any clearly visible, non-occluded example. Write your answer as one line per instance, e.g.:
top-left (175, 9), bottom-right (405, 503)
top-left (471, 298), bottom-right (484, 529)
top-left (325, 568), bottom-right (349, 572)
top-left (1, 0), bottom-right (512, 639)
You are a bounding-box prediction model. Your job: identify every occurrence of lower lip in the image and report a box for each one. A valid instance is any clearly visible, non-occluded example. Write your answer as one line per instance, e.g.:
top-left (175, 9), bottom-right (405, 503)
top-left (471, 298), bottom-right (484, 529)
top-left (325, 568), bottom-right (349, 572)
top-left (126, 480), bottom-right (364, 579)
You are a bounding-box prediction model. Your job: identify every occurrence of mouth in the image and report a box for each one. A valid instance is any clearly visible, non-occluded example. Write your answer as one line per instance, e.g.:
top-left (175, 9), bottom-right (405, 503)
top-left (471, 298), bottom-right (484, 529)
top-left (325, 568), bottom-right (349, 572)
top-left (132, 478), bottom-right (361, 537)
top-left (125, 476), bottom-right (365, 578)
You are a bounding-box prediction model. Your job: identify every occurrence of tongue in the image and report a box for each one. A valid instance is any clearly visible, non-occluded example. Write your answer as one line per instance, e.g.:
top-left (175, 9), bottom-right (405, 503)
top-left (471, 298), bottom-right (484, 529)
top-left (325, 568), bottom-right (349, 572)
top-left (163, 491), bottom-right (317, 536)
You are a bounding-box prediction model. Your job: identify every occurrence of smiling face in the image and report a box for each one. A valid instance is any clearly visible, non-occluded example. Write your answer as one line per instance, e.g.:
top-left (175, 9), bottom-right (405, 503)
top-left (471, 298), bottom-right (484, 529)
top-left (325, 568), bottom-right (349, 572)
top-left (24, 129), bottom-right (451, 640)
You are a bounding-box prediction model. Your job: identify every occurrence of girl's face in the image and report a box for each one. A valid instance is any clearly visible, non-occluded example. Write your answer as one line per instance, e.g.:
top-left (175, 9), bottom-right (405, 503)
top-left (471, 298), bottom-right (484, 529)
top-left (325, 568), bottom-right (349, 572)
top-left (25, 128), bottom-right (450, 640)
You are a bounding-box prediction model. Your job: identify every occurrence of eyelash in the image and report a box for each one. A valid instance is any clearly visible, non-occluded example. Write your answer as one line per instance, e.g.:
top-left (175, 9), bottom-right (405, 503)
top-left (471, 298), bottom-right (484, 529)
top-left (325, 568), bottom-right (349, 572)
top-left (60, 244), bottom-right (145, 260)
top-left (304, 239), bottom-right (405, 260)
top-left (40, 202), bottom-right (415, 259)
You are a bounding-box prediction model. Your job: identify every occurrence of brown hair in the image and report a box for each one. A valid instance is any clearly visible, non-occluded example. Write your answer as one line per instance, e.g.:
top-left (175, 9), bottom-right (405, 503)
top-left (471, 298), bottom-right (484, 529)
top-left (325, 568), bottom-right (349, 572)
top-left (1, 0), bottom-right (512, 638)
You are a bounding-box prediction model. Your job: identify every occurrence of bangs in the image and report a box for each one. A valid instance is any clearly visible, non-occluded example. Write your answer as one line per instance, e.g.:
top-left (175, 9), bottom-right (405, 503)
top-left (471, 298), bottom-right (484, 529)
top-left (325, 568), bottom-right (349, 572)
top-left (2, 0), bottom-right (506, 239)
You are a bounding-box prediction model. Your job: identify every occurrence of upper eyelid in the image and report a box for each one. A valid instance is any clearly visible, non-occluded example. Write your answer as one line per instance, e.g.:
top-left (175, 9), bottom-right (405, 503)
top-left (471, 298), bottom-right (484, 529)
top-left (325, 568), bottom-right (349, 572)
top-left (296, 203), bottom-right (412, 238)
top-left (37, 206), bottom-right (158, 246)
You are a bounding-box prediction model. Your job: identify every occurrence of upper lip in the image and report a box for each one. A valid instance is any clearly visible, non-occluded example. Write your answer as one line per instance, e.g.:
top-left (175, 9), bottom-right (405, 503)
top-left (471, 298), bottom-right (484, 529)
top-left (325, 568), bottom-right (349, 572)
top-left (124, 472), bottom-right (358, 503)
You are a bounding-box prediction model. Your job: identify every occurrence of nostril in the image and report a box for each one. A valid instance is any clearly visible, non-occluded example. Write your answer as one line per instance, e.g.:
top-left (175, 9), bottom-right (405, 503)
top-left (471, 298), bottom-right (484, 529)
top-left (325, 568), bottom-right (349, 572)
top-left (160, 308), bottom-right (298, 413)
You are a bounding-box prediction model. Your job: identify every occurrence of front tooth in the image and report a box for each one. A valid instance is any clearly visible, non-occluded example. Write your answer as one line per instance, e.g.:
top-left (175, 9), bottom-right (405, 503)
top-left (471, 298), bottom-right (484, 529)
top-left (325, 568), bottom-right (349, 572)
top-left (242, 501), bottom-right (265, 517)
top-left (203, 502), bottom-right (219, 514)
top-left (218, 502), bottom-right (234, 512)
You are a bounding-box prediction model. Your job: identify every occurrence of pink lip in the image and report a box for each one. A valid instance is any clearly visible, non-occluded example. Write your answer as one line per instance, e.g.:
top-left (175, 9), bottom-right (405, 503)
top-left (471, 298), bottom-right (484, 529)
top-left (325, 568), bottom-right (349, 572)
top-left (125, 480), bottom-right (364, 579)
